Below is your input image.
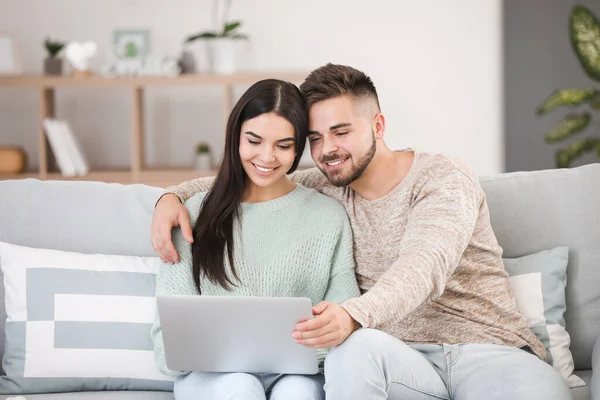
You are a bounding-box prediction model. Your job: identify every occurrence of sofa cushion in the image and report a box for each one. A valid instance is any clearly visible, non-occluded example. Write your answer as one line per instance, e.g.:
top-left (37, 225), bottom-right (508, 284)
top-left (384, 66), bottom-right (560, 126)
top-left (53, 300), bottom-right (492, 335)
top-left (0, 179), bottom-right (163, 373)
top-left (0, 241), bottom-right (173, 395)
top-left (480, 163), bottom-right (600, 369)
top-left (504, 247), bottom-right (584, 387)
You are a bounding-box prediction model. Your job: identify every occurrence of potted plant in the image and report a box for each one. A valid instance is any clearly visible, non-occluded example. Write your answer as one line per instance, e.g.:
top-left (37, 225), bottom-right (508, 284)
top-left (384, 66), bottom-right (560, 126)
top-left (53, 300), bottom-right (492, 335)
top-left (194, 142), bottom-right (213, 171)
top-left (535, 5), bottom-right (600, 168)
top-left (184, 0), bottom-right (248, 74)
top-left (44, 37), bottom-right (65, 76)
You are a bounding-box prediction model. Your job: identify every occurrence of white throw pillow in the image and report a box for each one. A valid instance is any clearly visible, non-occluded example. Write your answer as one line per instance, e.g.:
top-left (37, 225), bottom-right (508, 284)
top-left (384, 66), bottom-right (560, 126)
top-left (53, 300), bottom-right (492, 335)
top-left (504, 246), bottom-right (585, 388)
top-left (0, 241), bottom-right (173, 395)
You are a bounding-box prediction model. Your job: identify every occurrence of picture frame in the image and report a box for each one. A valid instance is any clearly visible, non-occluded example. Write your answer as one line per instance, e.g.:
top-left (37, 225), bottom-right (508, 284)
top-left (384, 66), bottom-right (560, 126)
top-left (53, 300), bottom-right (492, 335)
top-left (0, 33), bottom-right (22, 76)
top-left (113, 29), bottom-right (151, 61)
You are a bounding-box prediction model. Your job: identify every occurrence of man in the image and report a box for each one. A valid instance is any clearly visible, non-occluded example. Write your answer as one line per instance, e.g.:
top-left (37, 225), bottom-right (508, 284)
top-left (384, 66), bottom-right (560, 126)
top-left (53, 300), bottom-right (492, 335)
top-left (151, 63), bottom-right (572, 399)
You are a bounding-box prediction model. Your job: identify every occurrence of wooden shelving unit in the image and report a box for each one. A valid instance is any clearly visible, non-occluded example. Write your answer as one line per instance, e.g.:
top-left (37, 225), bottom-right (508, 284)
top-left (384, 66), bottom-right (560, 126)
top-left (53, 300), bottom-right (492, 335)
top-left (0, 72), bottom-right (308, 187)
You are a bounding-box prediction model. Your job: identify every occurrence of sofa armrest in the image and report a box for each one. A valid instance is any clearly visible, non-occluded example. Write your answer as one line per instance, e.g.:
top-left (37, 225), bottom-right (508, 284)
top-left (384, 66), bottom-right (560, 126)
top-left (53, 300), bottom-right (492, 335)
top-left (592, 335), bottom-right (600, 400)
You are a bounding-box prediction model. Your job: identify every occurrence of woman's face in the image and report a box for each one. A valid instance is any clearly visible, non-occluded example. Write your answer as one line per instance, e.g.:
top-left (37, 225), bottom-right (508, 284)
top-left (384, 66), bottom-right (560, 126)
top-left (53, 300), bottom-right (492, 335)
top-left (239, 112), bottom-right (297, 189)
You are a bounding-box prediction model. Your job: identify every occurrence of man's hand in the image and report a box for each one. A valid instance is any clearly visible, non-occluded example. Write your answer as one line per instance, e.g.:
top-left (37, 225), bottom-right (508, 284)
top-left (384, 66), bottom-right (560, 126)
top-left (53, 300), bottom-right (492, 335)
top-left (292, 301), bottom-right (360, 348)
top-left (151, 193), bottom-right (193, 264)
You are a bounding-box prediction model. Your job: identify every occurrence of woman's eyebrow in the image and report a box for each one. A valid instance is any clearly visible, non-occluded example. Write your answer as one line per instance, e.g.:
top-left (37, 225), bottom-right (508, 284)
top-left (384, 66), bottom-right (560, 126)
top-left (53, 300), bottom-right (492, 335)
top-left (245, 131), bottom-right (294, 143)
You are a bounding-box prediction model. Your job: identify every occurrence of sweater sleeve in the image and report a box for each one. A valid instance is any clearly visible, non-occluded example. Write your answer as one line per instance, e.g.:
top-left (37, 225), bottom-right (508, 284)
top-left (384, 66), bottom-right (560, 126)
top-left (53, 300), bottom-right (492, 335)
top-left (342, 170), bottom-right (481, 329)
top-left (150, 224), bottom-right (200, 377)
top-left (323, 212), bottom-right (361, 304)
top-left (165, 176), bottom-right (215, 203)
top-left (288, 168), bottom-right (329, 189)
top-left (313, 212), bottom-right (360, 367)
top-left (164, 169), bottom-right (327, 203)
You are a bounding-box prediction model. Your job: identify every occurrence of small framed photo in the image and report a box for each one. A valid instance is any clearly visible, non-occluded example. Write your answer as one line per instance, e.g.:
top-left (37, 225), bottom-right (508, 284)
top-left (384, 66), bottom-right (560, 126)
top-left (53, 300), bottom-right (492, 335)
top-left (0, 33), bottom-right (21, 76)
top-left (113, 29), bottom-right (151, 60)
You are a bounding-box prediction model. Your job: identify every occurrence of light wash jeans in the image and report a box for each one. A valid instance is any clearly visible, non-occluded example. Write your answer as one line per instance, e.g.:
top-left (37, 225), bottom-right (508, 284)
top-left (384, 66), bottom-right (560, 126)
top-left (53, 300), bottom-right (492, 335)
top-left (324, 328), bottom-right (573, 400)
top-left (174, 371), bottom-right (325, 400)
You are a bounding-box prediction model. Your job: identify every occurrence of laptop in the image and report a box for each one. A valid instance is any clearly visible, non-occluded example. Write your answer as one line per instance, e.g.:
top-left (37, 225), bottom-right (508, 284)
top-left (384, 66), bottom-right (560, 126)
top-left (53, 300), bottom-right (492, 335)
top-left (157, 295), bottom-right (319, 375)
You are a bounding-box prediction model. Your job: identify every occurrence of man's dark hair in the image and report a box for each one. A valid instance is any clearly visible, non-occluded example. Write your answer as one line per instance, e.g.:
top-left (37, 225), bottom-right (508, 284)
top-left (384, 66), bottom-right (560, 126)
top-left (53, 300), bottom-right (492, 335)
top-left (299, 63), bottom-right (381, 111)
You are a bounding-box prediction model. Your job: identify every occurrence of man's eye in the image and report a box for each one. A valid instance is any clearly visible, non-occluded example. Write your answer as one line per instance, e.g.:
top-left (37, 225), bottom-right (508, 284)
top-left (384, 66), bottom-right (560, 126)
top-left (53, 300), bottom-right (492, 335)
top-left (309, 137), bottom-right (321, 143)
top-left (337, 132), bottom-right (348, 136)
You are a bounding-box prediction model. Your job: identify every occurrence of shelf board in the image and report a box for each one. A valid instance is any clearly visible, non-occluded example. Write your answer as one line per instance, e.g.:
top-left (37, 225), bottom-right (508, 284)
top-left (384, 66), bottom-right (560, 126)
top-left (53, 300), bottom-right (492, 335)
top-left (0, 171), bottom-right (40, 180)
top-left (49, 170), bottom-right (133, 182)
top-left (139, 168), bottom-right (216, 187)
top-left (0, 72), bottom-right (309, 88)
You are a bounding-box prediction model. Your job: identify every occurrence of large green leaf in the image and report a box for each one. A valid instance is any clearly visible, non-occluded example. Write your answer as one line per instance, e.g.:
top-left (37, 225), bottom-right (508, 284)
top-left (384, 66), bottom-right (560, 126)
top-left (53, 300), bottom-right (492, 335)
top-left (185, 32), bottom-right (218, 43)
top-left (536, 89), bottom-right (599, 115)
top-left (544, 113), bottom-right (591, 143)
top-left (570, 6), bottom-right (600, 81)
top-left (556, 137), bottom-right (600, 168)
top-left (223, 21), bottom-right (242, 35)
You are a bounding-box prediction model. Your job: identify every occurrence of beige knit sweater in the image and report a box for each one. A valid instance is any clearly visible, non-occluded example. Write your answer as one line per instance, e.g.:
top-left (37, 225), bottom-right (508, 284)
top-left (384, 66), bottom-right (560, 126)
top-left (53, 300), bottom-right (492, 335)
top-left (165, 149), bottom-right (545, 359)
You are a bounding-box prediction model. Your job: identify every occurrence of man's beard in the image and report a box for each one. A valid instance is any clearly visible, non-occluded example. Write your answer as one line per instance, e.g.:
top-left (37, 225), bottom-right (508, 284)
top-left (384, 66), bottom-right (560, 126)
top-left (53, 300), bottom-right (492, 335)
top-left (319, 134), bottom-right (376, 187)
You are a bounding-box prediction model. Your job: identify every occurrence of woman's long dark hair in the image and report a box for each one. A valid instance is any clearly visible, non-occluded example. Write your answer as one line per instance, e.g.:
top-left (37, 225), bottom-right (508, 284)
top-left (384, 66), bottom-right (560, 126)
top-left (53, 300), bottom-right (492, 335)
top-left (191, 79), bottom-right (308, 291)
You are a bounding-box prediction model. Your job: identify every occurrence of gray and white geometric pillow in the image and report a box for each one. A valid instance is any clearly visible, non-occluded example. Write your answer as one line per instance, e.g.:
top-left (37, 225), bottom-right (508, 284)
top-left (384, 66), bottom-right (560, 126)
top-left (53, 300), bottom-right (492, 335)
top-left (0, 241), bottom-right (174, 395)
top-left (504, 246), bottom-right (585, 388)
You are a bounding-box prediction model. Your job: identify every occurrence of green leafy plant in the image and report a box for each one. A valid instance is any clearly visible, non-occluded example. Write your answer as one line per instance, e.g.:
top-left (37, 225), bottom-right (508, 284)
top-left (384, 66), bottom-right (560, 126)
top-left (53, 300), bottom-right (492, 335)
top-left (184, 0), bottom-right (248, 43)
top-left (196, 142), bottom-right (211, 153)
top-left (536, 5), bottom-right (600, 168)
top-left (124, 42), bottom-right (139, 58)
top-left (44, 37), bottom-right (65, 58)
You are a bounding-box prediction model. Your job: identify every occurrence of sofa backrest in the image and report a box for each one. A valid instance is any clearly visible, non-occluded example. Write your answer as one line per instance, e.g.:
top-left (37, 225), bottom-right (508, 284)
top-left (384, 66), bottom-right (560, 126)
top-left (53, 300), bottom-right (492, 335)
top-left (0, 164), bottom-right (599, 369)
top-left (0, 178), bottom-right (164, 366)
top-left (0, 179), bottom-right (162, 257)
top-left (480, 163), bottom-right (600, 370)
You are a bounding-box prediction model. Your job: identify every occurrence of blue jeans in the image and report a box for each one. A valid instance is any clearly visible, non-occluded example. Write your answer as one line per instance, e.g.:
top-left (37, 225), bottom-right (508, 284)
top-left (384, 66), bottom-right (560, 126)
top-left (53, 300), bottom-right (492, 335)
top-left (324, 328), bottom-right (573, 400)
top-left (174, 371), bottom-right (325, 400)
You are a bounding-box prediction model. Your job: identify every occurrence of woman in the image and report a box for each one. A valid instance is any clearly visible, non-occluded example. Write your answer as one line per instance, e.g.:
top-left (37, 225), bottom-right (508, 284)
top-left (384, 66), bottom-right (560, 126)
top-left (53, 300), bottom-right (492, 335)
top-left (151, 79), bottom-right (360, 400)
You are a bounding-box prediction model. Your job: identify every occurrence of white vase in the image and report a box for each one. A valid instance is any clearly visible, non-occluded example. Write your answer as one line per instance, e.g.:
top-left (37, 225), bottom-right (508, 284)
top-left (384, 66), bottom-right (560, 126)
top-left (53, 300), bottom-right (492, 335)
top-left (195, 153), bottom-right (213, 171)
top-left (206, 38), bottom-right (237, 74)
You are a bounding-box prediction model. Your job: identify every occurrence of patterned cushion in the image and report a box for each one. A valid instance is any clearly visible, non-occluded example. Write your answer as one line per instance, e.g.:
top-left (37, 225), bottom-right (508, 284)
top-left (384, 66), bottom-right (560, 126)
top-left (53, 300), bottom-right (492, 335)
top-left (504, 246), bottom-right (585, 388)
top-left (0, 241), bottom-right (173, 395)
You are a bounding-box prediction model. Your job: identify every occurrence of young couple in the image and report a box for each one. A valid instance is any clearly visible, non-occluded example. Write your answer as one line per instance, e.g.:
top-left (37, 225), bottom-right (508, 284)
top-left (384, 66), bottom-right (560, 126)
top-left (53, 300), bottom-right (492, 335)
top-left (151, 64), bottom-right (573, 400)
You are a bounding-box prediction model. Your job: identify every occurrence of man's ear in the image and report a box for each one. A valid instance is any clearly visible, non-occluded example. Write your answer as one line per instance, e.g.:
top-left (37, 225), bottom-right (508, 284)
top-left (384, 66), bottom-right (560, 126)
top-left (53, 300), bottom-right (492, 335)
top-left (373, 113), bottom-right (386, 139)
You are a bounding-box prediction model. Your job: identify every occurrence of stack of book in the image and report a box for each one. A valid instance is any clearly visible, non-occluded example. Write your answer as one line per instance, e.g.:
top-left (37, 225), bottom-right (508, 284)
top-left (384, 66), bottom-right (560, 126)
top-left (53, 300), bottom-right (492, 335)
top-left (43, 119), bottom-right (89, 177)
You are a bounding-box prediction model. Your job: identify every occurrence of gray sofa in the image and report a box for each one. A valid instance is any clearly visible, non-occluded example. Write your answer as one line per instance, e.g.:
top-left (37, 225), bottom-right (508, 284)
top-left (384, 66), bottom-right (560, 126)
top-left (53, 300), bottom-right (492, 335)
top-left (0, 163), bottom-right (599, 399)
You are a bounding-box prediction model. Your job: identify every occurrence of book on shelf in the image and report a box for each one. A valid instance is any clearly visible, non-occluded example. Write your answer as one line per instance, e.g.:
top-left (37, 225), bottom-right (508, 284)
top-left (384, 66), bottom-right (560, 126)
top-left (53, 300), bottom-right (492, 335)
top-left (43, 118), bottom-right (89, 177)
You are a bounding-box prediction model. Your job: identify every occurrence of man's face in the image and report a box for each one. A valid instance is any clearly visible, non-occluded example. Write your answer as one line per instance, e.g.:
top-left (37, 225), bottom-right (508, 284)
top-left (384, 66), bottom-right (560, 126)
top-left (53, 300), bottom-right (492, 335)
top-left (307, 95), bottom-right (376, 187)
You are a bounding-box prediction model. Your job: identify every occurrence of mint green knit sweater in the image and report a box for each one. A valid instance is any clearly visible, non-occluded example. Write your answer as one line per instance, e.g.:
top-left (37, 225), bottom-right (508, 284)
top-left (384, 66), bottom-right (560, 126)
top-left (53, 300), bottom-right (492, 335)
top-left (151, 184), bottom-right (360, 377)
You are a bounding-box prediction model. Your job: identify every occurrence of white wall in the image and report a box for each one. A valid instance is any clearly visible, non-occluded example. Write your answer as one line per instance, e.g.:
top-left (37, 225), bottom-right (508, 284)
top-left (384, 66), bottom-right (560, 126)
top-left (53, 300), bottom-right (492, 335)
top-left (0, 0), bottom-right (504, 176)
